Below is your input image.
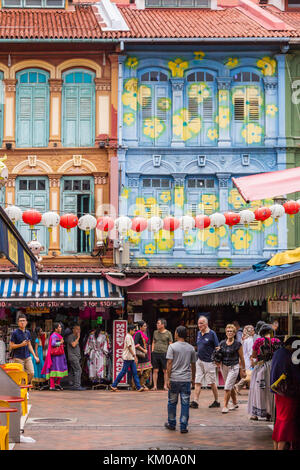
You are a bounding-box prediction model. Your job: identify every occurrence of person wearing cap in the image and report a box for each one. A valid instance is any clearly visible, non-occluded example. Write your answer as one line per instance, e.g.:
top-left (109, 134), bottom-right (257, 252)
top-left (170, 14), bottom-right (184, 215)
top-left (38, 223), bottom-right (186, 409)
top-left (247, 323), bottom-right (281, 421)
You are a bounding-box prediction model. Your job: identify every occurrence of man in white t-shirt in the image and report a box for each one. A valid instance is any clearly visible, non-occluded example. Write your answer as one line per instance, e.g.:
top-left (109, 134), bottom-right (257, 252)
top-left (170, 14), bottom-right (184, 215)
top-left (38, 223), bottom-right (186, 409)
top-left (110, 324), bottom-right (144, 392)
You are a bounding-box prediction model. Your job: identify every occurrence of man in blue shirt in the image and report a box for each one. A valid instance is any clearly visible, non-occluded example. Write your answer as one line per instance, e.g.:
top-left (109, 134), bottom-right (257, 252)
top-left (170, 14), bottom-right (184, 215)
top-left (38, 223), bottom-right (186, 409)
top-left (10, 313), bottom-right (39, 384)
top-left (190, 316), bottom-right (220, 409)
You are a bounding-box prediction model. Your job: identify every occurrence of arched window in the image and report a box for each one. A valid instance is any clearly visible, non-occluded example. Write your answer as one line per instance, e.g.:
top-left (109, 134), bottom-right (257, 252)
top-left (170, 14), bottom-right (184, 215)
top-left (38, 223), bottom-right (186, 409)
top-left (185, 70), bottom-right (216, 146)
top-left (16, 69), bottom-right (49, 147)
top-left (231, 69), bottom-right (264, 146)
top-left (0, 72), bottom-right (3, 147)
top-left (62, 69), bottom-right (95, 147)
top-left (139, 68), bottom-right (171, 146)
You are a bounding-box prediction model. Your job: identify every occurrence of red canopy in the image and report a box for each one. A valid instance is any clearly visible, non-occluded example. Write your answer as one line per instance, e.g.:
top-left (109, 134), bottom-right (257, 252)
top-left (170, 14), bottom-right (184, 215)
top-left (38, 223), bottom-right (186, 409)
top-left (232, 167), bottom-right (300, 202)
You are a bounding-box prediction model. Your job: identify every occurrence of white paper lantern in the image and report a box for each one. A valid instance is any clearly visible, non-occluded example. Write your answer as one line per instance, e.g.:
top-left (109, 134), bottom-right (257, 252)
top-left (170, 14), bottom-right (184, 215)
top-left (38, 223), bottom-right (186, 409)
top-left (42, 211), bottom-right (60, 232)
top-left (210, 212), bottom-right (226, 228)
top-left (147, 216), bottom-right (163, 233)
top-left (179, 215), bottom-right (195, 233)
top-left (115, 216), bottom-right (132, 233)
top-left (78, 214), bottom-right (97, 234)
top-left (4, 205), bottom-right (22, 223)
top-left (270, 204), bottom-right (285, 221)
top-left (239, 209), bottom-right (255, 226)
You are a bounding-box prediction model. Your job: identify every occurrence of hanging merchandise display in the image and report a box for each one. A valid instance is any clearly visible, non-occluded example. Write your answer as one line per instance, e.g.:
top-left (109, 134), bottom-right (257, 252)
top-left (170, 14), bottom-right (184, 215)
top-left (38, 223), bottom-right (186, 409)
top-left (78, 214), bottom-right (97, 235)
top-left (59, 213), bottom-right (79, 232)
top-left (42, 211), bottom-right (60, 232)
top-left (22, 209), bottom-right (42, 229)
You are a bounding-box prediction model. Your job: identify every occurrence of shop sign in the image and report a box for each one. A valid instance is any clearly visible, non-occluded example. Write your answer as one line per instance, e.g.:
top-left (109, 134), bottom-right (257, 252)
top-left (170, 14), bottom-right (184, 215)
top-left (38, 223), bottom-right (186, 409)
top-left (113, 319), bottom-right (128, 385)
top-left (26, 307), bottom-right (50, 315)
top-left (0, 299), bottom-right (122, 308)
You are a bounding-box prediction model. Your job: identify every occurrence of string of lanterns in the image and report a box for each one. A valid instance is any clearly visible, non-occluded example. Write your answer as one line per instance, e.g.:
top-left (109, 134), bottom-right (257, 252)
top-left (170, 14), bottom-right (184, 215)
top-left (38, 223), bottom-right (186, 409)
top-left (3, 199), bottom-right (300, 236)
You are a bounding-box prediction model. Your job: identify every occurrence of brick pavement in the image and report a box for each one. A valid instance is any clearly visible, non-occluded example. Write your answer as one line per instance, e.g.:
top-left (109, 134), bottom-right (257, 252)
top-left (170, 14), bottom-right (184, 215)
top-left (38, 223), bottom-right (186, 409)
top-left (13, 388), bottom-right (273, 450)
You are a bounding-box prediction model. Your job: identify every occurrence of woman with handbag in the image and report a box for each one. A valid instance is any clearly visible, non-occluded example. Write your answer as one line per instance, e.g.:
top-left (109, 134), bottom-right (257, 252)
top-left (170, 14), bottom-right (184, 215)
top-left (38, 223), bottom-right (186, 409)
top-left (271, 336), bottom-right (300, 450)
top-left (41, 322), bottom-right (68, 391)
top-left (133, 321), bottom-right (152, 390)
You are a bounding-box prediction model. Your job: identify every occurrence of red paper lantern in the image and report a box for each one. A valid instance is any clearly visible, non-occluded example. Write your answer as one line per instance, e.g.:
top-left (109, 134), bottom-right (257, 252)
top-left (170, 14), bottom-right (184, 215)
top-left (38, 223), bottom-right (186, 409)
top-left (195, 215), bottom-right (210, 230)
top-left (60, 214), bottom-right (78, 232)
top-left (131, 217), bottom-right (148, 233)
top-left (254, 207), bottom-right (272, 222)
top-left (224, 212), bottom-right (241, 227)
top-left (283, 200), bottom-right (300, 216)
top-left (96, 216), bottom-right (114, 232)
top-left (22, 209), bottom-right (42, 229)
top-left (163, 216), bottom-right (180, 232)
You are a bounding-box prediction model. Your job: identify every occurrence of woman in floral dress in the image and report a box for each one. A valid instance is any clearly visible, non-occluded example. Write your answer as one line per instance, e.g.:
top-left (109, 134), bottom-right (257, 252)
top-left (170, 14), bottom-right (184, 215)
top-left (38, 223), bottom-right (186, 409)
top-left (84, 328), bottom-right (109, 381)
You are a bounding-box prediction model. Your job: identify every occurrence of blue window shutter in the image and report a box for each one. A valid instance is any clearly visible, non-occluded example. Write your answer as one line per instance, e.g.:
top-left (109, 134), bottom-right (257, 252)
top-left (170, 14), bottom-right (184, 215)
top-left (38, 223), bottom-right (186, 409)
top-left (60, 192), bottom-right (78, 254)
top-left (63, 86), bottom-right (78, 147)
top-left (32, 85), bottom-right (48, 147)
top-left (155, 84), bottom-right (170, 146)
top-left (17, 87), bottom-right (32, 147)
top-left (140, 84), bottom-right (154, 146)
top-left (79, 86), bottom-right (94, 147)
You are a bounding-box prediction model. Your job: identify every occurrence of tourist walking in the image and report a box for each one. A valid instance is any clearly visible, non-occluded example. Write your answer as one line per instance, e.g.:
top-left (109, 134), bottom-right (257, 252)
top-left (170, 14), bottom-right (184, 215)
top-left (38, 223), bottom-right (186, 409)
top-left (133, 321), bottom-right (152, 390)
top-left (215, 324), bottom-right (246, 414)
top-left (165, 326), bottom-right (196, 433)
top-left (271, 336), bottom-right (300, 450)
top-left (67, 324), bottom-right (86, 391)
top-left (190, 315), bottom-right (220, 409)
top-left (110, 324), bottom-right (144, 392)
top-left (235, 325), bottom-right (255, 394)
top-left (232, 320), bottom-right (243, 343)
top-left (30, 326), bottom-right (46, 389)
top-left (41, 322), bottom-right (68, 390)
top-left (9, 313), bottom-right (40, 384)
top-left (248, 323), bottom-right (281, 421)
top-left (151, 318), bottom-right (173, 391)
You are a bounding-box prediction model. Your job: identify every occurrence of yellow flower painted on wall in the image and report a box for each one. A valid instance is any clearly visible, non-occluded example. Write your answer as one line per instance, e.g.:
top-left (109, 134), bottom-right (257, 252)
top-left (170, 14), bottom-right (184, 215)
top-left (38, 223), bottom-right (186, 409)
top-left (133, 204), bottom-right (147, 218)
top-left (127, 230), bottom-right (141, 245)
top-left (218, 258), bottom-right (233, 268)
top-left (266, 104), bottom-right (278, 117)
top-left (121, 187), bottom-right (130, 199)
top-left (188, 83), bottom-right (211, 103)
top-left (218, 90), bottom-right (228, 102)
top-left (207, 128), bottom-right (218, 141)
top-left (241, 123), bottom-right (263, 145)
top-left (231, 229), bottom-right (253, 250)
top-left (198, 226), bottom-right (226, 249)
top-left (125, 56), bottom-right (139, 69)
top-left (184, 234), bottom-right (196, 248)
top-left (122, 81), bottom-right (151, 111)
top-left (194, 51), bottom-right (205, 60)
top-left (228, 189), bottom-right (247, 210)
top-left (124, 78), bottom-right (138, 92)
top-left (198, 194), bottom-right (219, 215)
top-left (168, 58), bottom-right (189, 78)
top-left (144, 243), bottom-right (156, 255)
top-left (136, 197), bottom-right (145, 205)
top-left (136, 258), bottom-right (149, 267)
top-left (143, 117), bottom-right (165, 140)
top-left (225, 57), bottom-right (240, 69)
top-left (123, 113), bottom-right (135, 126)
top-left (173, 109), bottom-right (201, 141)
top-left (215, 107), bottom-right (230, 129)
top-left (157, 97), bottom-right (172, 112)
top-left (155, 230), bottom-right (174, 251)
top-left (146, 197), bottom-right (157, 205)
top-left (266, 234), bottom-right (278, 247)
top-left (256, 57), bottom-right (276, 76)
top-left (174, 186), bottom-right (184, 208)
top-left (160, 191), bottom-right (171, 203)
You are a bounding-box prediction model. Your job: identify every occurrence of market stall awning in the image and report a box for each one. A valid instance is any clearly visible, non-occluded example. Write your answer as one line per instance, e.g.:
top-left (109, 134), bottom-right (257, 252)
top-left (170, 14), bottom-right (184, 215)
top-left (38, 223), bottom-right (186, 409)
top-left (0, 206), bottom-right (38, 283)
top-left (0, 277), bottom-right (123, 307)
top-left (127, 277), bottom-right (222, 301)
top-left (182, 261), bottom-right (300, 307)
top-left (232, 166), bottom-right (300, 202)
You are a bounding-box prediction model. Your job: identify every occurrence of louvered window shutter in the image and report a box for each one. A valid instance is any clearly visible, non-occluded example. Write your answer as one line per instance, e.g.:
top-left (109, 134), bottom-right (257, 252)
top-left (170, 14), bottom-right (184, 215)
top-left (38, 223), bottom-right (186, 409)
top-left (64, 87), bottom-right (78, 147)
top-left (79, 87), bottom-right (93, 147)
top-left (32, 86), bottom-right (48, 147)
top-left (61, 191), bottom-right (78, 254)
top-left (248, 88), bottom-right (259, 121)
top-left (234, 95), bottom-right (245, 121)
top-left (17, 88), bottom-right (32, 147)
top-left (140, 84), bottom-right (154, 145)
top-left (203, 95), bottom-right (213, 121)
top-left (155, 84), bottom-right (170, 145)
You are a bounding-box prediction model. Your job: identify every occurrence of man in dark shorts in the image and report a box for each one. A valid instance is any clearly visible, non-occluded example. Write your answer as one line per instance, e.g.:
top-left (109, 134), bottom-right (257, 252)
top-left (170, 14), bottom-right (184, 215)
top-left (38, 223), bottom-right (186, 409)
top-left (152, 318), bottom-right (173, 391)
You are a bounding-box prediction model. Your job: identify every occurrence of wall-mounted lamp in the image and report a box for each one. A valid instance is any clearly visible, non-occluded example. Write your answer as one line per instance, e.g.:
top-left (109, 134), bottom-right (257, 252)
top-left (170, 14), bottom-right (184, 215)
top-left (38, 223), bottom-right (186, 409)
top-left (8, 54), bottom-right (11, 68)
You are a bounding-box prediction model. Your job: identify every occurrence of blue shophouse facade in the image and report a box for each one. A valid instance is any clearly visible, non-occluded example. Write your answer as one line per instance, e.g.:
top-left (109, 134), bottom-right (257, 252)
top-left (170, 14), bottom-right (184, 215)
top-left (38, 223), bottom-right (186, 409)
top-left (118, 44), bottom-right (287, 269)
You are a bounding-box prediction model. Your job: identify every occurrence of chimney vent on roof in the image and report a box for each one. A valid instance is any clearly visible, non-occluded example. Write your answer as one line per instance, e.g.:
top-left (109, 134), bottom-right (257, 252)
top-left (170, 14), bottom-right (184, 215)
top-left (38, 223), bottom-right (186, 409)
top-left (259, 0), bottom-right (268, 4)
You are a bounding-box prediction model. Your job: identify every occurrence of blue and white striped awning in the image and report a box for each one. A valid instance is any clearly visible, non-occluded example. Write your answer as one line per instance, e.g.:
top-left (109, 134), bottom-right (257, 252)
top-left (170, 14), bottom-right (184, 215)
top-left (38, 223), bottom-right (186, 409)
top-left (0, 277), bottom-right (123, 305)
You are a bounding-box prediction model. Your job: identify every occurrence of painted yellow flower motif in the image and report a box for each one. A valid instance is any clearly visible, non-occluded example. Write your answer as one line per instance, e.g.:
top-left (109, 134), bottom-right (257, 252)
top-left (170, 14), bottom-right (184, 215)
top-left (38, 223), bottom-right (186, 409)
top-left (218, 90), bottom-right (228, 102)
top-left (198, 194), bottom-right (219, 215)
top-left (160, 191), bottom-right (171, 203)
top-left (266, 234), bottom-right (278, 247)
top-left (173, 109), bottom-right (201, 141)
top-left (146, 197), bottom-right (157, 205)
top-left (256, 57), bottom-right (276, 76)
top-left (137, 258), bottom-right (149, 267)
top-left (143, 117), bottom-right (165, 140)
top-left (144, 243), bottom-right (156, 255)
top-left (228, 189), bottom-right (247, 210)
top-left (231, 229), bottom-right (253, 250)
top-left (122, 82), bottom-right (151, 111)
top-left (127, 230), bottom-right (141, 245)
top-left (264, 198), bottom-right (274, 206)
top-left (266, 104), bottom-right (278, 117)
top-left (175, 187), bottom-right (184, 208)
top-left (155, 230), bottom-right (174, 251)
top-left (241, 123), bottom-right (263, 145)
top-left (188, 83), bottom-right (210, 103)
top-left (124, 78), bottom-right (138, 92)
top-left (123, 113), bottom-right (135, 126)
top-left (194, 51), bottom-right (205, 60)
top-left (184, 234), bottom-right (196, 247)
top-left (168, 58), bottom-right (189, 78)
top-left (176, 264), bottom-right (185, 268)
top-left (121, 188), bottom-right (130, 199)
top-left (218, 258), bottom-right (233, 268)
top-left (198, 226), bottom-right (226, 249)
top-left (249, 200), bottom-right (262, 209)
top-left (215, 107), bottom-right (230, 129)
top-left (225, 57), bottom-right (239, 69)
top-left (207, 128), bottom-right (218, 141)
top-left (136, 197), bottom-right (145, 205)
top-left (157, 97), bottom-right (172, 111)
top-left (125, 56), bottom-right (139, 69)
top-left (144, 203), bottom-right (160, 218)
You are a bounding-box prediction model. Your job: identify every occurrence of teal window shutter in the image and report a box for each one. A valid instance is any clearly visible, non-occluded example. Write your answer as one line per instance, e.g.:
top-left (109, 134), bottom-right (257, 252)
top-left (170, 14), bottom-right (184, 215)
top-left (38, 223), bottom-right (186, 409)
top-left (0, 73), bottom-right (3, 146)
top-left (17, 87), bottom-right (32, 147)
top-left (32, 85), bottom-right (48, 147)
top-left (64, 87), bottom-right (78, 147)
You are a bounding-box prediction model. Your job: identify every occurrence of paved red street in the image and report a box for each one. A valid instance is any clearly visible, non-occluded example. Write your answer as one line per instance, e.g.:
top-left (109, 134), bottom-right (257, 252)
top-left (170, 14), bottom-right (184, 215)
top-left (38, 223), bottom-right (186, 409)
top-left (14, 388), bottom-right (273, 450)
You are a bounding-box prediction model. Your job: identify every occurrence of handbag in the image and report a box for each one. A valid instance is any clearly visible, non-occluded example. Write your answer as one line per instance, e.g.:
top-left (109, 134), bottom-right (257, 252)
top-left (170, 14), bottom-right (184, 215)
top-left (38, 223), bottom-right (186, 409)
top-left (136, 349), bottom-right (146, 358)
top-left (51, 344), bottom-right (64, 356)
top-left (271, 372), bottom-right (300, 398)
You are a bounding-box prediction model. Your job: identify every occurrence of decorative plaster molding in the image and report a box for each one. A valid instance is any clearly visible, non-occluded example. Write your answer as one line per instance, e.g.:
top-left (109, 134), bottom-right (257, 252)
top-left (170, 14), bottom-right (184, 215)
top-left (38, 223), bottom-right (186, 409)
top-left (49, 176), bottom-right (61, 188)
top-left (49, 79), bottom-right (63, 93)
top-left (95, 79), bottom-right (111, 92)
top-left (94, 175), bottom-right (107, 185)
top-left (217, 77), bottom-right (232, 90)
top-left (57, 158), bottom-right (98, 174)
top-left (171, 79), bottom-right (185, 91)
top-left (12, 159), bottom-right (53, 175)
top-left (4, 79), bottom-right (17, 93)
